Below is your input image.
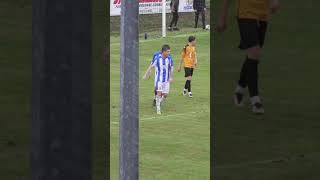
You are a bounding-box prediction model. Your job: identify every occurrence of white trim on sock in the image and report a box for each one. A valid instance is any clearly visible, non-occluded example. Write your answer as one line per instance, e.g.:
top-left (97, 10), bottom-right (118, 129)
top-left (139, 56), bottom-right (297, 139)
top-left (250, 96), bottom-right (261, 105)
top-left (235, 84), bottom-right (246, 94)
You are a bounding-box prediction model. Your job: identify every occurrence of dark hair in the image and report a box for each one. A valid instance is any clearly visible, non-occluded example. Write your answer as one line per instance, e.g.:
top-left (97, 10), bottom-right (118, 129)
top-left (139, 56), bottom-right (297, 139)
top-left (161, 44), bottom-right (171, 52)
top-left (188, 36), bottom-right (196, 43)
top-left (182, 36), bottom-right (196, 53)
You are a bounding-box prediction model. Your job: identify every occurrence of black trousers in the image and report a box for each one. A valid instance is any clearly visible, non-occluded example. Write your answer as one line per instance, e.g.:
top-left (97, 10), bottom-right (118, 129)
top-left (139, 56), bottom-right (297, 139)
top-left (195, 9), bottom-right (205, 28)
top-left (169, 12), bottom-right (179, 27)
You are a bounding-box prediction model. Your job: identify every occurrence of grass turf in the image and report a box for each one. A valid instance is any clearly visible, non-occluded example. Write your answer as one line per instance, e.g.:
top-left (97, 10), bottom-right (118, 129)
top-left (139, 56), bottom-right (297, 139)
top-left (0, 1), bottom-right (108, 179)
top-left (110, 30), bottom-right (210, 179)
top-left (0, 1), bottom-right (32, 179)
top-left (213, 0), bottom-right (320, 179)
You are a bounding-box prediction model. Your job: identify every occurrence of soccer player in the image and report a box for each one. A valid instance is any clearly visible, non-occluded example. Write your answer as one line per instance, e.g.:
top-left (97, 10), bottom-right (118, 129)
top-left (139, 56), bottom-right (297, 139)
top-left (178, 36), bottom-right (198, 98)
top-left (216, 0), bottom-right (280, 114)
top-left (143, 45), bottom-right (174, 115)
top-left (150, 50), bottom-right (172, 107)
top-left (168, 0), bottom-right (180, 31)
top-left (193, 0), bottom-right (206, 29)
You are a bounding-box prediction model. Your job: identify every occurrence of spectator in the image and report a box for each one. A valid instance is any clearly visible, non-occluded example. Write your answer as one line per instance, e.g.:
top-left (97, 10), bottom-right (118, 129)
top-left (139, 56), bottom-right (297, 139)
top-left (168, 0), bottom-right (180, 31)
top-left (193, 0), bottom-right (206, 29)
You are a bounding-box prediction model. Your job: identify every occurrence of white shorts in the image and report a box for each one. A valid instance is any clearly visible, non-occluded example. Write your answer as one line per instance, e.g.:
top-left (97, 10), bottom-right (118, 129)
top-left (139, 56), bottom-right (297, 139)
top-left (155, 81), bottom-right (170, 94)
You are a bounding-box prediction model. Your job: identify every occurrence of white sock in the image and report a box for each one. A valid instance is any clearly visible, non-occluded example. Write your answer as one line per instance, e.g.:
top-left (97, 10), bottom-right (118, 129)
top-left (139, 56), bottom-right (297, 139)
top-left (156, 95), bottom-right (161, 111)
top-left (235, 84), bottom-right (246, 94)
top-left (250, 96), bottom-right (262, 105)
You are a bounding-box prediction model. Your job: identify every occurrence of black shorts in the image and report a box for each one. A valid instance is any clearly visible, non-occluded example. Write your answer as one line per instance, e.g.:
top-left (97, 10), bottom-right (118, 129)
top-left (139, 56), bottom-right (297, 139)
top-left (237, 18), bottom-right (268, 50)
top-left (184, 67), bottom-right (194, 77)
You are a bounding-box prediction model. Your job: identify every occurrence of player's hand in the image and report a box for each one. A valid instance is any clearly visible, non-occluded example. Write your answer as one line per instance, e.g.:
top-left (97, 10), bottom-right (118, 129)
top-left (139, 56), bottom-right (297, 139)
top-left (142, 74), bottom-right (149, 80)
top-left (177, 67), bottom-right (181, 72)
top-left (169, 78), bottom-right (173, 82)
top-left (270, 0), bottom-right (280, 14)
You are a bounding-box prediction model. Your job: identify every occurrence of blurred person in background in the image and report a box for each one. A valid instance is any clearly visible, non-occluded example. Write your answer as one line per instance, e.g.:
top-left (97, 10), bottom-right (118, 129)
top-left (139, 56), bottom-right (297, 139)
top-left (168, 0), bottom-right (180, 31)
top-left (193, 0), bottom-right (206, 29)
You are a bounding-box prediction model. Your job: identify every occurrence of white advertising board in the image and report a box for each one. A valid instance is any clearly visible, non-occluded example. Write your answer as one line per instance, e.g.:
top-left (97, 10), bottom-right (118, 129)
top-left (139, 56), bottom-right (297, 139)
top-left (110, 0), bottom-right (194, 16)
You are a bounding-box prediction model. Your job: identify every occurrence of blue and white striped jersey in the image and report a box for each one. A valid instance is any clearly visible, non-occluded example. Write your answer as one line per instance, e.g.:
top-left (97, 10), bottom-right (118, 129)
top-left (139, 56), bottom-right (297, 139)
top-left (150, 51), bottom-right (173, 65)
top-left (151, 53), bottom-right (174, 84)
top-left (150, 51), bottom-right (161, 64)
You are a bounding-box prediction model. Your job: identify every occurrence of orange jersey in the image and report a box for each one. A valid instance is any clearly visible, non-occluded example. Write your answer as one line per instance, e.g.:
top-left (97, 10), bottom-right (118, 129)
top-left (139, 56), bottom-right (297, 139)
top-left (236, 0), bottom-right (270, 21)
top-left (181, 46), bottom-right (196, 68)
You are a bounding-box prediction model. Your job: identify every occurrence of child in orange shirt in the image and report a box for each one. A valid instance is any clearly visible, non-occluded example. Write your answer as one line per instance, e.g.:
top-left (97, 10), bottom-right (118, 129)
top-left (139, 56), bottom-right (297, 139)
top-left (178, 36), bottom-right (198, 98)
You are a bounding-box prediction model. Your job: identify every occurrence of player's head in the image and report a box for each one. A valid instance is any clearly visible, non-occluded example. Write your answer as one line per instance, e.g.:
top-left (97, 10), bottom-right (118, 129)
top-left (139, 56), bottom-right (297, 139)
top-left (161, 44), bottom-right (171, 58)
top-left (188, 36), bottom-right (196, 46)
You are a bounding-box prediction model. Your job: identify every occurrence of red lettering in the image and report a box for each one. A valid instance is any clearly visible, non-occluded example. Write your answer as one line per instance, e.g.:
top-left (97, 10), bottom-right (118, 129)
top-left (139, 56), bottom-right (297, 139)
top-left (113, 0), bottom-right (121, 5)
top-left (113, 0), bottom-right (163, 5)
top-left (139, 0), bottom-right (162, 3)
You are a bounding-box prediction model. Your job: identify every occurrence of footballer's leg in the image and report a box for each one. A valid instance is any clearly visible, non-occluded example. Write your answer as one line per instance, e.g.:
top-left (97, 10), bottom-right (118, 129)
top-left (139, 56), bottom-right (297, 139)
top-left (201, 10), bottom-right (206, 29)
top-left (153, 89), bottom-right (157, 107)
top-left (194, 11), bottom-right (199, 28)
top-left (187, 68), bottom-right (193, 98)
top-left (234, 59), bottom-right (247, 106)
top-left (236, 19), bottom-right (267, 114)
top-left (246, 45), bottom-right (263, 111)
top-left (187, 76), bottom-right (193, 98)
top-left (155, 82), bottom-right (163, 114)
top-left (156, 91), bottom-right (162, 115)
top-left (183, 80), bottom-right (188, 96)
top-left (161, 93), bottom-right (167, 105)
top-left (161, 82), bottom-right (170, 105)
top-left (168, 12), bottom-right (175, 31)
top-left (183, 67), bottom-right (190, 95)
top-left (248, 21), bottom-right (267, 114)
top-left (173, 12), bottom-right (180, 31)
top-left (234, 19), bottom-right (253, 106)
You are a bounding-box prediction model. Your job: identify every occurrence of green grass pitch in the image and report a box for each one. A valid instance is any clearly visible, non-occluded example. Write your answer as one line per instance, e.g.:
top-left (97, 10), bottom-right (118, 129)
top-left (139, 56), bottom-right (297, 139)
top-left (110, 30), bottom-right (210, 180)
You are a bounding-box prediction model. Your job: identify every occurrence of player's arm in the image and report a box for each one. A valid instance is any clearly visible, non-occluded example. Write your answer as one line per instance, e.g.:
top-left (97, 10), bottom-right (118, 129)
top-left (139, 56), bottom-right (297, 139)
top-left (178, 59), bottom-right (184, 72)
top-left (143, 64), bottom-right (154, 80)
top-left (143, 54), bottom-right (157, 80)
top-left (270, 0), bottom-right (280, 14)
top-left (216, 0), bottom-right (230, 33)
top-left (178, 51), bottom-right (184, 72)
top-left (194, 54), bottom-right (198, 66)
top-left (194, 50), bottom-right (198, 66)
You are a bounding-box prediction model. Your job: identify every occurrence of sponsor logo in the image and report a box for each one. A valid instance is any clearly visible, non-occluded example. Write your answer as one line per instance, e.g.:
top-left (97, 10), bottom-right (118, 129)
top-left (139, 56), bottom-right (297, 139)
top-left (113, 0), bottom-right (121, 5)
top-left (113, 0), bottom-right (163, 5)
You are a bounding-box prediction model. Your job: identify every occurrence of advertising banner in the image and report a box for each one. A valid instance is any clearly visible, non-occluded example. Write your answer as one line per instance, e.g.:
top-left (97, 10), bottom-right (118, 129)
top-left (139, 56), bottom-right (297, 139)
top-left (110, 0), bottom-right (194, 16)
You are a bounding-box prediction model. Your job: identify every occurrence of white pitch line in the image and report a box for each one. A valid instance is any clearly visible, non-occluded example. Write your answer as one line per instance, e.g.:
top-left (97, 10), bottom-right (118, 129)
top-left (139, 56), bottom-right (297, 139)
top-left (110, 31), bottom-right (209, 46)
top-left (111, 111), bottom-right (207, 125)
top-left (141, 111), bottom-right (197, 120)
